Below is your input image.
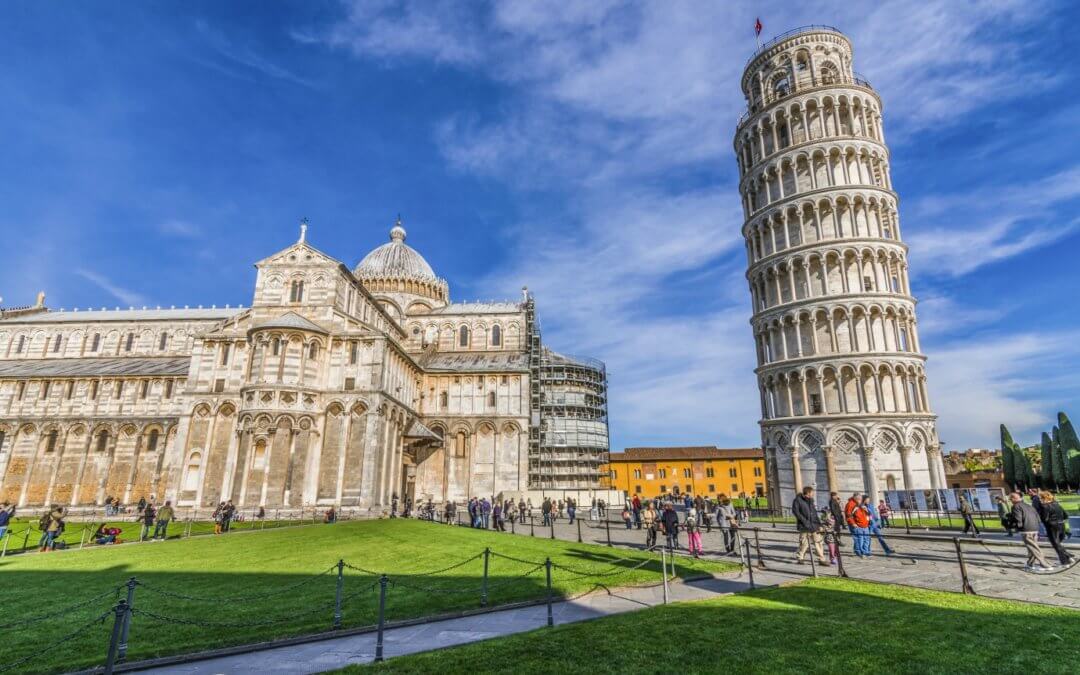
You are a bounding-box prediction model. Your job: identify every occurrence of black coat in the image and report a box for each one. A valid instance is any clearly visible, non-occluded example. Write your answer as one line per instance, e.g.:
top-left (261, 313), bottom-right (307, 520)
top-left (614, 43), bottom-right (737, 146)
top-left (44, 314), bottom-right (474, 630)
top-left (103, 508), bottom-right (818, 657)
top-left (660, 509), bottom-right (679, 533)
top-left (829, 499), bottom-right (845, 532)
top-left (792, 494), bottom-right (822, 533)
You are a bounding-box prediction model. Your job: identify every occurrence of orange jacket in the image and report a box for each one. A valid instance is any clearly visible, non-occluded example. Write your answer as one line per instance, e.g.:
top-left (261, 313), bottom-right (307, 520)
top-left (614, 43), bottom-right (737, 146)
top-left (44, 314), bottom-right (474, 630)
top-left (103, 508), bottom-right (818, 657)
top-left (844, 498), bottom-right (859, 526)
top-left (850, 505), bottom-right (871, 528)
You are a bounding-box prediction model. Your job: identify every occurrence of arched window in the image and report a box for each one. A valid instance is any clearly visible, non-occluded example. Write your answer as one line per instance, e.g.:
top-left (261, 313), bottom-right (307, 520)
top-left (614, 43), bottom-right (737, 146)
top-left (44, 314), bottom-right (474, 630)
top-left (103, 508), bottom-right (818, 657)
top-left (15, 335), bottom-right (25, 354)
top-left (146, 429), bottom-right (160, 453)
top-left (44, 430), bottom-right (58, 453)
top-left (491, 325), bottom-right (502, 347)
top-left (95, 430), bottom-right (109, 453)
top-left (183, 452), bottom-right (202, 491)
top-left (308, 342), bottom-right (319, 359)
top-left (91, 333), bottom-right (101, 352)
top-left (458, 326), bottom-right (470, 348)
top-left (454, 432), bottom-right (467, 458)
top-left (487, 391), bottom-right (496, 408)
top-left (289, 280), bottom-right (304, 303)
top-left (52, 335), bottom-right (62, 352)
top-left (159, 332), bottom-right (168, 351)
top-left (773, 75), bottom-right (790, 98)
top-left (272, 338), bottom-right (281, 356)
top-left (899, 328), bottom-right (909, 351)
top-left (820, 62), bottom-right (839, 85)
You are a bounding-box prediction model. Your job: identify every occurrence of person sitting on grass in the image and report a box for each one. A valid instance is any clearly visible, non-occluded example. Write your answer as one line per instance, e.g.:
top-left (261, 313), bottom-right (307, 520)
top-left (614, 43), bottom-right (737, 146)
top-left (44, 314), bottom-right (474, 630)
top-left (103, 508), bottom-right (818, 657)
top-left (154, 501), bottom-right (174, 540)
top-left (94, 524), bottom-right (121, 545)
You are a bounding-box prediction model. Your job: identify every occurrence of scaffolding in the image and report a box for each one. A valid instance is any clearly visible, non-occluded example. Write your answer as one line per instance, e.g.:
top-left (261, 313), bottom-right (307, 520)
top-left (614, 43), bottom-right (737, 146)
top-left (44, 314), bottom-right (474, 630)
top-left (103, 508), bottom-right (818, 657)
top-left (524, 298), bottom-right (610, 491)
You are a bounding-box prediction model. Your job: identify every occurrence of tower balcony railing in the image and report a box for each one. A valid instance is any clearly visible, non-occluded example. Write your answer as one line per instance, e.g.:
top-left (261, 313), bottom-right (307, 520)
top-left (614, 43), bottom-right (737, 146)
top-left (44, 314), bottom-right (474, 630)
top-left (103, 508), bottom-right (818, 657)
top-left (737, 73), bottom-right (875, 128)
top-left (744, 25), bottom-right (845, 68)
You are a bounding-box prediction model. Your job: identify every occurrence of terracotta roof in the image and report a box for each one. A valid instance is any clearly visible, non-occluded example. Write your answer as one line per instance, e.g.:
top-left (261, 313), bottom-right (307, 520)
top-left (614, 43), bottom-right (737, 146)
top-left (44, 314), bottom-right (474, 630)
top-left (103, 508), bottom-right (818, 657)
top-left (609, 447), bottom-right (763, 462)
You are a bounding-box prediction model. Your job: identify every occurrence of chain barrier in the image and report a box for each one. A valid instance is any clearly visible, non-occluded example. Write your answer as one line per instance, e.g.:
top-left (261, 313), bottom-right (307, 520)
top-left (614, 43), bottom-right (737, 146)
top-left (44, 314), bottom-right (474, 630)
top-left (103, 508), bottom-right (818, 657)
top-left (488, 551), bottom-right (546, 566)
top-left (136, 565), bottom-right (338, 603)
top-left (132, 591), bottom-right (349, 629)
top-left (477, 563), bottom-right (548, 590)
top-left (0, 608), bottom-right (111, 673)
top-left (0, 584), bottom-right (122, 630)
top-left (551, 555), bottom-right (659, 579)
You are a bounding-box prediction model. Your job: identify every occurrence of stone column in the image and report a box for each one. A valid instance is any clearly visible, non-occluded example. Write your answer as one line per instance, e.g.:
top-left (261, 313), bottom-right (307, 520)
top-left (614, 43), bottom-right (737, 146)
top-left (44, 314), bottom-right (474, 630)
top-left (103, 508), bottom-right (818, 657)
top-left (861, 447), bottom-right (880, 505)
top-left (824, 445), bottom-right (838, 494)
top-left (790, 446), bottom-right (803, 494)
top-left (926, 448), bottom-right (941, 491)
top-left (899, 445), bottom-right (914, 490)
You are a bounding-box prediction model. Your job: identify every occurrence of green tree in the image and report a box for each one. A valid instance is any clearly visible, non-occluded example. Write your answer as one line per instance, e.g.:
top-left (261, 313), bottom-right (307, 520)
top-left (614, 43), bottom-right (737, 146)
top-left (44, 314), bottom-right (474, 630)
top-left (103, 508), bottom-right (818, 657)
top-left (1041, 432), bottom-right (1055, 486)
top-left (1000, 424), bottom-right (1017, 488)
top-left (1060, 412), bottom-right (1080, 487)
top-left (1052, 426), bottom-right (1067, 488)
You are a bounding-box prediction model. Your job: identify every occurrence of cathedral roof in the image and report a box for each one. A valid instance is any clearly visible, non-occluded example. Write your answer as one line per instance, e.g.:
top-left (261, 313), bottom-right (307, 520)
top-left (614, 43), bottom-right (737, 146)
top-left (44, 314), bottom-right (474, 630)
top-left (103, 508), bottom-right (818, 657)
top-left (250, 312), bottom-right (327, 334)
top-left (354, 221), bottom-right (438, 282)
top-left (0, 356), bottom-right (191, 378)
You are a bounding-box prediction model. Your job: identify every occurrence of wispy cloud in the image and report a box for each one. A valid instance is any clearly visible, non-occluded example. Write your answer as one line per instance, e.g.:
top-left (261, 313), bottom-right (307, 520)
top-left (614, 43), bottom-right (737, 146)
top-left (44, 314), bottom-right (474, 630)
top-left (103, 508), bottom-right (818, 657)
top-left (196, 20), bottom-right (317, 89)
top-left (74, 269), bottom-right (145, 306)
top-left (158, 219), bottom-right (202, 238)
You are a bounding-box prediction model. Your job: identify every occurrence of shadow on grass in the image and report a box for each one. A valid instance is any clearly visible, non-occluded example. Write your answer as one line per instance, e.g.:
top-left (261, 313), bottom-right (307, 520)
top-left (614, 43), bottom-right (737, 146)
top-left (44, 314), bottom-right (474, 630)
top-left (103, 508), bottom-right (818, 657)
top-left (353, 578), bottom-right (1080, 674)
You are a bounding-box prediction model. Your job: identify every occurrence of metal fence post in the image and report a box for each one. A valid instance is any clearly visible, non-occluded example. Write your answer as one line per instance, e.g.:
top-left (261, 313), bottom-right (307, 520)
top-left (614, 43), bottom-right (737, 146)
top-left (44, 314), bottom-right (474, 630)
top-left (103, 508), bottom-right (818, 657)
top-left (117, 577), bottom-right (137, 662)
top-left (333, 559), bottom-right (345, 629)
top-left (604, 515), bottom-right (611, 547)
top-left (770, 508), bottom-right (776, 528)
top-left (481, 547), bottom-right (490, 607)
top-left (1, 530), bottom-right (9, 558)
top-left (807, 536), bottom-right (818, 578)
top-left (104, 600), bottom-right (128, 675)
top-left (744, 538), bottom-right (756, 590)
top-left (550, 516), bottom-right (555, 540)
top-left (80, 525), bottom-right (88, 550)
top-left (834, 531), bottom-right (849, 578)
top-left (530, 516), bottom-right (534, 537)
top-left (903, 509), bottom-right (911, 534)
top-left (953, 537), bottom-right (976, 595)
top-left (510, 515), bottom-right (515, 535)
top-left (544, 557), bottom-right (554, 627)
top-left (753, 528), bottom-right (766, 569)
top-left (375, 574), bottom-right (388, 662)
top-left (661, 547), bottom-right (669, 605)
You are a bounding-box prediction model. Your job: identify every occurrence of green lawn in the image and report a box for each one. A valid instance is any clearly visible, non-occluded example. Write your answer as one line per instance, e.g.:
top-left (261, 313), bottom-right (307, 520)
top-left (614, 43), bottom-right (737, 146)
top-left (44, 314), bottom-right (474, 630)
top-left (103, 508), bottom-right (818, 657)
top-left (350, 577), bottom-right (1080, 674)
top-left (2, 515), bottom-right (307, 555)
top-left (0, 518), bottom-right (733, 674)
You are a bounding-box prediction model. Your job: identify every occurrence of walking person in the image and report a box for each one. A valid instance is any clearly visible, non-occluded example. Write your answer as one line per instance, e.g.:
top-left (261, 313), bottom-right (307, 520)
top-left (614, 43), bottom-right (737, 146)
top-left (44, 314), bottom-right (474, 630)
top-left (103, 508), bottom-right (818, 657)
top-left (480, 498), bottom-right (491, 529)
top-left (864, 495), bottom-right (895, 556)
top-left (828, 492), bottom-right (845, 547)
top-left (877, 499), bottom-right (892, 528)
top-left (567, 497), bottom-right (576, 524)
top-left (822, 509), bottom-right (839, 565)
top-left (151, 499), bottom-right (171, 538)
top-left (140, 501), bottom-right (156, 541)
top-left (793, 486), bottom-right (825, 564)
top-left (717, 495), bottom-right (737, 554)
top-left (1010, 491), bottom-right (1051, 571)
top-left (642, 502), bottom-right (658, 548)
top-left (518, 499), bottom-right (527, 524)
top-left (213, 502), bottom-right (225, 535)
top-left (0, 501), bottom-right (14, 542)
top-left (959, 494), bottom-right (980, 537)
top-left (685, 511), bottom-right (702, 558)
top-left (622, 505), bottom-right (633, 529)
top-left (39, 506), bottom-right (65, 552)
top-left (492, 502), bottom-right (503, 532)
top-left (850, 497), bottom-right (872, 558)
top-left (660, 503), bottom-right (680, 551)
top-left (996, 495), bottom-right (1015, 536)
top-left (541, 498), bottom-right (551, 527)
top-left (1040, 492), bottom-right (1074, 567)
top-left (631, 494), bottom-right (642, 529)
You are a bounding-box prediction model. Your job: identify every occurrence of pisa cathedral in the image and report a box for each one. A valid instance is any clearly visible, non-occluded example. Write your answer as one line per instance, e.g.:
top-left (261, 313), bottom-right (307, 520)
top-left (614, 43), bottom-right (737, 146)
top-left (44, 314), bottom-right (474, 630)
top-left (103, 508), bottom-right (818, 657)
top-left (735, 27), bottom-right (944, 507)
top-left (0, 222), bottom-right (610, 511)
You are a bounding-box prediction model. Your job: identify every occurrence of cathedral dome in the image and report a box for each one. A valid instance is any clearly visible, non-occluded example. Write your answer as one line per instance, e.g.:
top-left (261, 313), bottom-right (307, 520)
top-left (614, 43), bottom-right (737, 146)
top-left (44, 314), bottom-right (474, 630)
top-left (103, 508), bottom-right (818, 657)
top-left (354, 221), bottom-right (438, 282)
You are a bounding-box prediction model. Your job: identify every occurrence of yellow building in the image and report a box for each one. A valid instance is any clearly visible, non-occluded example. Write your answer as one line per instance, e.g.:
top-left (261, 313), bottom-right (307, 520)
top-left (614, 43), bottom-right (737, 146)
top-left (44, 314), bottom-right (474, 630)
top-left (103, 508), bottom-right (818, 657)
top-left (602, 447), bottom-right (766, 499)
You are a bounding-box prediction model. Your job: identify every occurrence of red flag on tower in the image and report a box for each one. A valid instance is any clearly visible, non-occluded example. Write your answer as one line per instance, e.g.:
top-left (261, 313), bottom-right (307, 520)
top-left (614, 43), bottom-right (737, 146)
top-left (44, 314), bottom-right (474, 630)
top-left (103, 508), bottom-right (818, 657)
top-left (755, 18), bottom-right (763, 36)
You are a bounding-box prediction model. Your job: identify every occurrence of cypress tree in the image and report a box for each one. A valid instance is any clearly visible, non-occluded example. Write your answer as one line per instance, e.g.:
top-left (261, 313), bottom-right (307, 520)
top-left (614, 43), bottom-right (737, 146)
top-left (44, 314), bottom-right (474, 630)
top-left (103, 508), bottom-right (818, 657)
top-left (1000, 424), bottom-right (1017, 488)
top-left (1052, 426), bottom-right (1067, 489)
top-left (1060, 413), bottom-right (1080, 488)
top-left (1041, 432), bottom-right (1055, 486)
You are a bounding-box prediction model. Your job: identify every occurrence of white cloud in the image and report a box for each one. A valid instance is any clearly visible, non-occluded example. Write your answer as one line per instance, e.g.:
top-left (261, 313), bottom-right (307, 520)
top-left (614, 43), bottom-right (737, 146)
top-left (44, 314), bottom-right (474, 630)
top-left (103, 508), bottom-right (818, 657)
top-left (307, 1), bottom-right (1072, 449)
top-left (74, 269), bottom-right (145, 306)
top-left (158, 220), bottom-right (202, 238)
top-left (195, 20), bottom-right (317, 89)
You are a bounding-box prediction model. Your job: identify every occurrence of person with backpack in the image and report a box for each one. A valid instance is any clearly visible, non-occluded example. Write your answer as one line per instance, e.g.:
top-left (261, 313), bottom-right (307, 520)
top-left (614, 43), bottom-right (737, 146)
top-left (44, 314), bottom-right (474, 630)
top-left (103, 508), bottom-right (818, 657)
top-left (141, 502), bottom-right (156, 541)
top-left (39, 506), bottom-right (65, 552)
top-left (685, 510), bottom-right (702, 558)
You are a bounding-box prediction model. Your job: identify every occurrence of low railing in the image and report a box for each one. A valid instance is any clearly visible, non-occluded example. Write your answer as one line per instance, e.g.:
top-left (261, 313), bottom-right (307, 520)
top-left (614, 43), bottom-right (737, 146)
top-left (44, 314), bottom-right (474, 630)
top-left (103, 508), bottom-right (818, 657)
top-left (744, 25), bottom-right (845, 69)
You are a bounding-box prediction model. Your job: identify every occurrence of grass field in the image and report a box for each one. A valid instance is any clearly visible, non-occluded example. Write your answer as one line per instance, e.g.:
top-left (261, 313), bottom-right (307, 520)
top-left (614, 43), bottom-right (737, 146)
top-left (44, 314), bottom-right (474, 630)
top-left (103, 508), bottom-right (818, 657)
top-left (349, 577), bottom-right (1080, 674)
top-left (0, 518), bottom-right (734, 674)
top-left (1, 515), bottom-right (304, 555)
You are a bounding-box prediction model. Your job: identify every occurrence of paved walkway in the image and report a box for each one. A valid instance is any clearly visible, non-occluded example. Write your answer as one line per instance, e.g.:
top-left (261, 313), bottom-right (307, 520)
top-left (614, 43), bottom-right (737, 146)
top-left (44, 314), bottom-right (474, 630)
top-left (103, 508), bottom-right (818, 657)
top-left (523, 515), bottom-right (1080, 608)
top-left (141, 569), bottom-right (796, 674)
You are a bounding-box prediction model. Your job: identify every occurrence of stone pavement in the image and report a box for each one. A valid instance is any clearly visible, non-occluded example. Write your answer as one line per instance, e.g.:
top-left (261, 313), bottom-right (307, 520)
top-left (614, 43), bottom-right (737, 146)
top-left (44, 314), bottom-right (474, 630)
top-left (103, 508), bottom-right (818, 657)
top-left (519, 514), bottom-right (1080, 609)
top-left (140, 568), bottom-right (797, 674)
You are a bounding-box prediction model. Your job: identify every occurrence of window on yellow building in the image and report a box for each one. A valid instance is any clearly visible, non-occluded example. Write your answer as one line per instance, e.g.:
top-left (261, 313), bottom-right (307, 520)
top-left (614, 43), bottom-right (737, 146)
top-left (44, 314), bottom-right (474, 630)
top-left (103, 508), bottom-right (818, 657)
top-left (683, 468), bottom-right (691, 478)
top-left (659, 468), bottom-right (666, 478)
top-left (729, 467), bottom-right (738, 478)
top-left (659, 484), bottom-right (667, 493)
top-left (633, 469), bottom-right (641, 479)
top-left (731, 483), bottom-right (739, 493)
top-left (708, 484), bottom-right (715, 493)
top-left (634, 485), bottom-right (642, 494)
top-left (754, 466), bottom-right (763, 477)
top-left (706, 467), bottom-right (714, 478)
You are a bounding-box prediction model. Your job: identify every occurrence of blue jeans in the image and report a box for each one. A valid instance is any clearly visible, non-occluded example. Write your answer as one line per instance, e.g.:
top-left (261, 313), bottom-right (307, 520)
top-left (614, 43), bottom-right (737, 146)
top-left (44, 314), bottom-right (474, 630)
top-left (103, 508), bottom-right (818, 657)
top-left (481, 513), bottom-right (490, 529)
top-left (40, 531), bottom-right (57, 550)
top-left (567, 508), bottom-right (575, 524)
top-left (852, 527), bottom-right (871, 556)
top-left (0, 526), bottom-right (7, 541)
top-left (870, 525), bottom-right (894, 553)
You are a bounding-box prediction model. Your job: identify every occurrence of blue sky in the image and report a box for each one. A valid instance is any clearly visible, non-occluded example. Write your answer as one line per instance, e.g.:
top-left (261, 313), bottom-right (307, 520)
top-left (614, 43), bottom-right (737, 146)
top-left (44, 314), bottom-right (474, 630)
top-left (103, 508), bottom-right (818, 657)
top-left (2, 1), bottom-right (1079, 453)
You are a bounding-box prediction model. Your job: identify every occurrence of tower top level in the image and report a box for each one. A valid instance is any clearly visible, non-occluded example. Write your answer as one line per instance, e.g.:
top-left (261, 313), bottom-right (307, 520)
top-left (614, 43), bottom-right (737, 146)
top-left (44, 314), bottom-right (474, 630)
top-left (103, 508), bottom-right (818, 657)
top-left (738, 26), bottom-right (873, 128)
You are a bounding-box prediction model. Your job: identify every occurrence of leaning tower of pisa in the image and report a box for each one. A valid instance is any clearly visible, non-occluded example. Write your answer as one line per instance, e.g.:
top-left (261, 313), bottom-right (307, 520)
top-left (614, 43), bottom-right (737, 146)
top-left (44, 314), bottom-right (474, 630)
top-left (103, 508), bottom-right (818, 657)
top-left (734, 26), bottom-right (943, 509)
